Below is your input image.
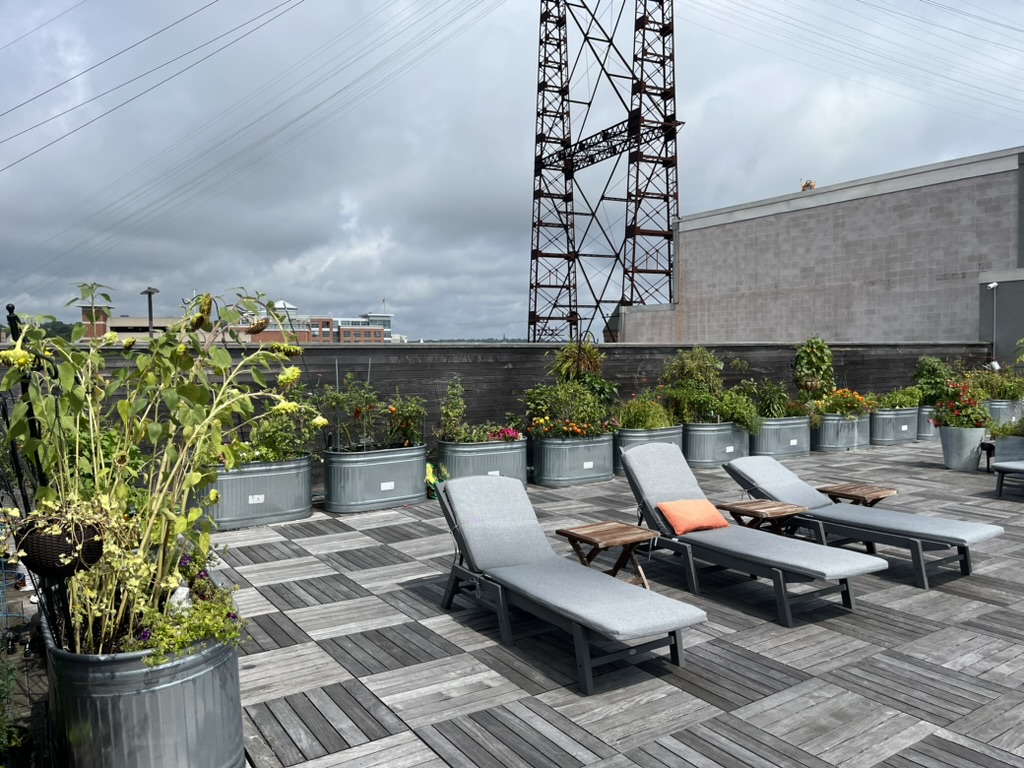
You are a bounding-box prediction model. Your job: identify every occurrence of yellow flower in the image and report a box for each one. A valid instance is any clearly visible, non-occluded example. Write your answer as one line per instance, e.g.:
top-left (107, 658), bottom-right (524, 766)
top-left (311, 416), bottom-right (329, 429)
top-left (278, 366), bottom-right (301, 388)
top-left (271, 400), bottom-right (299, 414)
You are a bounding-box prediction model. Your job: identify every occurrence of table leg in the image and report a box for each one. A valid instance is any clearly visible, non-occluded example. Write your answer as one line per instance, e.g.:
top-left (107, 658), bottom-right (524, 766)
top-left (609, 543), bottom-right (651, 589)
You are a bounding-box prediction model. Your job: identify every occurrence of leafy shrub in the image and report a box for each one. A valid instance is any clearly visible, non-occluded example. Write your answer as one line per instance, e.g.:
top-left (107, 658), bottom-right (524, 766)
top-left (812, 389), bottom-right (875, 421)
top-left (316, 374), bottom-right (426, 451)
top-left (877, 386), bottom-right (922, 410)
top-left (793, 336), bottom-right (836, 401)
top-left (913, 356), bottom-right (954, 406)
top-left (613, 389), bottom-right (674, 430)
top-left (660, 347), bottom-right (724, 395)
top-left (930, 379), bottom-right (992, 429)
top-left (524, 381), bottom-right (613, 438)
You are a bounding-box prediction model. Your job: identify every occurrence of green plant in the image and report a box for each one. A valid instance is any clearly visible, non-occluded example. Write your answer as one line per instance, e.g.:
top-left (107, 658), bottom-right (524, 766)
top-left (0, 284), bottom-right (292, 659)
top-left (877, 386), bottom-right (922, 410)
top-left (737, 378), bottom-right (803, 419)
top-left (912, 356), bottom-right (955, 406)
top-left (930, 379), bottom-right (992, 429)
top-left (660, 347), bottom-right (724, 395)
top-left (548, 340), bottom-right (605, 382)
top-left (229, 367), bottom-right (327, 464)
top-left (0, 655), bottom-right (23, 755)
top-left (969, 368), bottom-right (1024, 401)
top-left (434, 376), bottom-right (523, 444)
top-left (316, 374), bottom-right (426, 451)
top-left (811, 388), bottom-right (875, 420)
top-left (613, 389), bottom-right (674, 430)
top-left (664, 382), bottom-right (761, 434)
top-left (793, 336), bottom-right (836, 401)
top-left (523, 380), bottom-right (613, 438)
top-left (990, 420), bottom-right (1024, 437)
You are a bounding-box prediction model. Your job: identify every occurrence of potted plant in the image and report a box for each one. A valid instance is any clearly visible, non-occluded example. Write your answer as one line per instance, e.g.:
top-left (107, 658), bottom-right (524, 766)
top-left (433, 375), bottom-right (526, 484)
top-left (931, 378), bottom-right (993, 471)
top-left (661, 347), bottom-right (759, 467)
top-left (0, 285), bottom-right (290, 767)
top-left (610, 386), bottom-right (682, 475)
top-left (912, 355), bottom-right (954, 441)
top-left (870, 386), bottom-right (921, 446)
top-left (316, 373), bottom-right (427, 513)
top-left (971, 366), bottom-right (1024, 426)
top-left (809, 388), bottom-right (875, 452)
top-left (206, 367), bottom-right (327, 529)
top-left (739, 378), bottom-right (811, 458)
top-left (793, 336), bottom-right (836, 401)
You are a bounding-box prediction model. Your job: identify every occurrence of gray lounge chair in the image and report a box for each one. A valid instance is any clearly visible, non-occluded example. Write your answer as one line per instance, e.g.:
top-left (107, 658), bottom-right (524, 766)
top-left (620, 443), bottom-right (887, 627)
top-left (993, 436), bottom-right (1024, 497)
top-left (723, 455), bottom-right (1004, 589)
top-left (436, 475), bottom-right (707, 694)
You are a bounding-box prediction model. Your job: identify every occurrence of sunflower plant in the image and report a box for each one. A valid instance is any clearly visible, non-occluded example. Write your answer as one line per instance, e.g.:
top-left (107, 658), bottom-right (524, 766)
top-left (0, 284), bottom-right (294, 660)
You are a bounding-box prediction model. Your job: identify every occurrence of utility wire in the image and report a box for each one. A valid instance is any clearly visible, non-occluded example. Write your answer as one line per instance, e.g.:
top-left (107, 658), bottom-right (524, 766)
top-left (0, 0), bottom-right (92, 53)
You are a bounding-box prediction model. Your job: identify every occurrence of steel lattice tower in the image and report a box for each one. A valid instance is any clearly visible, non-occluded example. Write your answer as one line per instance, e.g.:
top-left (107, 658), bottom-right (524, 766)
top-left (528, 0), bottom-right (680, 342)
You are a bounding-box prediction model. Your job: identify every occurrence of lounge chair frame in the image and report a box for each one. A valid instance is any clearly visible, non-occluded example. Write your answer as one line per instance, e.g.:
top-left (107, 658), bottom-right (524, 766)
top-left (436, 481), bottom-right (684, 694)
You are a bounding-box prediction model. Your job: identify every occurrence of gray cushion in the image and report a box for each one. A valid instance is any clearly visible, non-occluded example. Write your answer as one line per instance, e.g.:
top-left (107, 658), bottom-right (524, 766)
top-left (993, 461), bottom-right (1024, 474)
top-left (725, 456), bottom-right (834, 510)
top-left (679, 525), bottom-right (887, 580)
top-left (489, 556), bottom-right (707, 641)
top-left (801, 503), bottom-right (1004, 547)
top-left (621, 442), bottom-right (706, 515)
top-left (445, 476), bottom-right (555, 570)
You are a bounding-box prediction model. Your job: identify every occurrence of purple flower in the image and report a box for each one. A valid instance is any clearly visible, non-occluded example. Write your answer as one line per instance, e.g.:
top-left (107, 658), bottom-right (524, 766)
top-left (179, 555), bottom-right (193, 568)
top-left (227, 612), bottom-right (239, 622)
top-left (196, 570), bottom-right (209, 581)
top-left (139, 628), bottom-right (152, 642)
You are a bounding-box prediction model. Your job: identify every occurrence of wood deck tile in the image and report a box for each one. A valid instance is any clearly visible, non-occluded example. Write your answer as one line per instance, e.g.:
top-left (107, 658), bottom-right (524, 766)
top-left (233, 586), bottom-right (281, 618)
top-left (240, 611), bottom-right (313, 654)
top-left (260, 573), bottom-right (372, 611)
top-left (237, 556), bottom-right (339, 587)
top-left (947, 691), bottom-right (1024, 754)
top-left (344, 561), bottom-right (446, 593)
top-left (337, 510), bottom-right (419, 530)
top-left (239, 642), bottom-right (353, 706)
top-left (212, 527), bottom-right (288, 548)
top-left (728, 624), bottom-right (879, 675)
top-left (963, 607), bottom-right (1024, 644)
top-left (362, 521), bottom-right (447, 545)
top-left (319, 544), bottom-right (416, 572)
top-left (881, 730), bottom-right (1024, 768)
top-left (275, 517), bottom-right (358, 540)
top-left (897, 626), bottom-right (1024, 687)
top-left (223, 540), bottom-right (311, 567)
top-left (285, 731), bottom-right (444, 767)
top-left (290, 531), bottom-right (382, 555)
top-left (286, 596), bottom-right (411, 640)
top-left (389, 533), bottom-right (460, 561)
top-left (318, 622), bottom-right (462, 677)
top-left (378, 578), bottom-right (456, 621)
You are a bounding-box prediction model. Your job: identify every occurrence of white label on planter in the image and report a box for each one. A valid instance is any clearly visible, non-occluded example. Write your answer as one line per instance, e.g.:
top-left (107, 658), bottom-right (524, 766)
top-left (380, 481), bottom-right (395, 491)
top-left (789, 439), bottom-right (799, 446)
top-left (901, 425), bottom-right (909, 431)
top-left (583, 461), bottom-right (594, 469)
top-left (725, 446), bottom-right (734, 453)
top-left (248, 494), bottom-right (265, 505)
top-left (487, 470), bottom-right (500, 476)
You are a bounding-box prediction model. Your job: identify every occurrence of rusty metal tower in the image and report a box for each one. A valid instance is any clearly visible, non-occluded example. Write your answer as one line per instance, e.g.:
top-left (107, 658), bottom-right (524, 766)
top-left (528, 0), bottom-right (680, 342)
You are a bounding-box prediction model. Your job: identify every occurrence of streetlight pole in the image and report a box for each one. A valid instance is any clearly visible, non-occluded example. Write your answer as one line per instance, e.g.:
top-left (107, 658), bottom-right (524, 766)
top-left (141, 287), bottom-right (159, 338)
top-left (987, 282), bottom-right (998, 359)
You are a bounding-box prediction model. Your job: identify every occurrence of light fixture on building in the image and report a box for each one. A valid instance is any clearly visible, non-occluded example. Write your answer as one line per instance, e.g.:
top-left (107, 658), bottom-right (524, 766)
top-left (140, 286), bottom-right (159, 338)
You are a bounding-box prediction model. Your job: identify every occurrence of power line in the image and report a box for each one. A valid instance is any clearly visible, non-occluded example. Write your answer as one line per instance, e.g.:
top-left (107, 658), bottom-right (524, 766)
top-left (0, 0), bottom-right (92, 53)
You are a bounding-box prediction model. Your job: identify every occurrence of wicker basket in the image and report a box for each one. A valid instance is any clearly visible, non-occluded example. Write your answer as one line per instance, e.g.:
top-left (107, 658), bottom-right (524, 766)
top-left (17, 523), bottom-right (103, 578)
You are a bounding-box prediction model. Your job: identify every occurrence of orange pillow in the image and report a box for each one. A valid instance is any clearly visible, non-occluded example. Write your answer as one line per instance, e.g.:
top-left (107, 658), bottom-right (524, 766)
top-left (656, 499), bottom-right (729, 535)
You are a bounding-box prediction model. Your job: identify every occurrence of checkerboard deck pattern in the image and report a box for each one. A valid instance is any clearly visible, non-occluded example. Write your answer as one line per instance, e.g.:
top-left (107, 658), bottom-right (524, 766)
top-left (218, 441), bottom-right (1024, 768)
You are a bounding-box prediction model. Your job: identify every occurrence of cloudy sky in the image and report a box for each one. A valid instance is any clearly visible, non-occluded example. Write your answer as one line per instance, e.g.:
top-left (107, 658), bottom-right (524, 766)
top-left (1, 0), bottom-right (1023, 339)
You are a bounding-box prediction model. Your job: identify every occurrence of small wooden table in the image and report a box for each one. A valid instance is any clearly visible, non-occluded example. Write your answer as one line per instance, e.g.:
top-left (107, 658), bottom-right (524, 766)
top-left (555, 521), bottom-right (659, 589)
top-left (713, 499), bottom-right (807, 535)
top-left (816, 482), bottom-right (896, 506)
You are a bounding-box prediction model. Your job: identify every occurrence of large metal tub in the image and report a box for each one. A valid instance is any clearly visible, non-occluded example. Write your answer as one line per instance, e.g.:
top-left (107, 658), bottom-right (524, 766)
top-left (812, 414), bottom-right (870, 452)
top-left (436, 440), bottom-right (527, 485)
top-left (917, 406), bottom-right (938, 441)
top-left (43, 620), bottom-right (244, 768)
top-left (205, 456), bottom-right (312, 530)
top-left (870, 408), bottom-right (918, 446)
top-left (324, 444), bottom-right (427, 514)
top-left (532, 434), bottom-right (613, 487)
top-left (985, 400), bottom-right (1024, 426)
top-left (683, 423), bottom-right (749, 467)
top-left (939, 426), bottom-right (985, 472)
top-left (613, 426), bottom-right (684, 475)
top-left (749, 416), bottom-right (811, 458)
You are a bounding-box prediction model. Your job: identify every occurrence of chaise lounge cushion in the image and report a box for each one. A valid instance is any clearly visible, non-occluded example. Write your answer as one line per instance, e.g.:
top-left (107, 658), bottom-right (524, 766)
top-left (800, 503), bottom-right (1004, 547)
top-left (488, 556), bottom-right (707, 642)
top-left (993, 461), bottom-right (1024, 475)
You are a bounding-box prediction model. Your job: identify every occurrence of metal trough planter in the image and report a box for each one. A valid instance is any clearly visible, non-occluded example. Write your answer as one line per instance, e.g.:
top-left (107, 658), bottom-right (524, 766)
top-left (870, 408), bottom-right (918, 446)
top-left (613, 425), bottom-right (684, 476)
top-left (43, 619), bottom-right (244, 768)
top-left (324, 444), bottom-right (427, 513)
top-left (749, 416), bottom-right (811, 458)
top-left (205, 456), bottom-right (312, 530)
top-left (811, 414), bottom-right (870, 452)
top-left (917, 406), bottom-right (938, 441)
top-left (532, 434), bottom-right (613, 487)
top-left (683, 423), bottom-right (749, 467)
top-left (985, 399), bottom-right (1024, 426)
top-left (436, 440), bottom-right (527, 485)
top-left (938, 426), bottom-right (985, 472)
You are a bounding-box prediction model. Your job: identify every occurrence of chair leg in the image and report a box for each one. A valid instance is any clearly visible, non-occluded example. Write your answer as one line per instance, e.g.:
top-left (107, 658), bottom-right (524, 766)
top-left (909, 540), bottom-right (929, 589)
top-left (669, 629), bottom-right (683, 666)
top-left (996, 472), bottom-right (1004, 496)
top-left (572, 623), bottom-right (595, 695)
top-left (495, 584), bottom-right (514, 646)
top-left (771, 569), bottom-right (794, 627)
top-left (840, 578), bottom-right (855, 610)
top-left (440, 568), bottom-right (461, 609)
top-left (680, 545), bottom-right (701, 595)
top-left (959, 545), bottom-right (972, 575)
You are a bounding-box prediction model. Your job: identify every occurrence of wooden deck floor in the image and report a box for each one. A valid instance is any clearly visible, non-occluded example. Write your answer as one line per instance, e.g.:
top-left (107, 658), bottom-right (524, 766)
top-left (217, 441), bottom-right (1021, 766)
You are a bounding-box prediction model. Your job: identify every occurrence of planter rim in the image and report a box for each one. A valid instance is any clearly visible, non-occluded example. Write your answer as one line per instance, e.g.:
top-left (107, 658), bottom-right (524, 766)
top-left (436, 439), bottom-right (525, 446)
top-left (216, 455), bottom-right (312, 473)
top-left (614, 425), bottom-right (682, 435)
top-left (872, 407), bottom-right (919, 414)
top-left (533, 433), bottom-right (613, 442)
top-left (324, 443), bottom-right (425, 456)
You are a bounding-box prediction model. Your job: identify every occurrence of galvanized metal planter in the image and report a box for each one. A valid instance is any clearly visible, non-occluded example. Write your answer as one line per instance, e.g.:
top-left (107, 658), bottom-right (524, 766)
top-left (811, 414), bottom-right (870, 452)
top-left (324, 444), bottom-right (427, 514)
top-left (43, 620), bottom-right (244, 768)
top-left (870, 408), bottom-right (918, 446)
top-left (205, 456), bottom-right (312, 530)
top-left (436, 440), bottom-right (527, 485)
top-left (985, 399), bottom-right (1024, 426)
top-left (683, 423), bottom-right (750, 467)
top-left (749, 416), bottom-right (811, 458)
top-left (613, 425), bottom-right (684, 476)
top-left (532, 434), bottom-right (613, 487)
top-left (917, 406), bottom-right (938, 441)
top-left (938, 426), bottom-right (985, 472)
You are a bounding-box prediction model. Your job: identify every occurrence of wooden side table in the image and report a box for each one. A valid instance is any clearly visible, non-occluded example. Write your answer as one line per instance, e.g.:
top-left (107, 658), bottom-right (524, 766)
top-left (713, 500), bottom-right (807, 535)
top-left (816, 482), bottom-right (896, 506)
top-left (554, 521), bottom-right (659, 589)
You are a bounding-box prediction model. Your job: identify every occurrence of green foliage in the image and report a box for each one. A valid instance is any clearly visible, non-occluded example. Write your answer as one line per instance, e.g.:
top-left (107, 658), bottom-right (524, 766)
top-left (969, 368), bottom-right (1024, 401)
top-left (877, 386), bottom-right (922, 409)
top-left (737, 378), bottom-right (802, 419)
top-left (660, 347), bottom-right (724, 395)
top-left (793, 336), bottom-right (836, 401)
top-left (810, 389), bottom-right (875, 421)
top-left (0, 284), bottom-right (293, 658)
top-left (548, 341), bottom-right (605, 382)
top-left (990, 421), bottom-right (1024, 437)
top-left (229, 367), bottom-right (326, 464)
top-left (930, 379), bottom-right (992, 429)
top-left (664, 381), bottom-right (762, 434)
top-left (0, 656), bottom-right (22, 754)
top-left (523, 380), bottom-right (612, 438)
top-left (433, 375), bottom-right (523, 444)
top-left (315, 374), bottom-right (426, 451)
top-left (912, 356), bottom-right (954, 406)
top-left (613, 389), bottom-right (674, 430)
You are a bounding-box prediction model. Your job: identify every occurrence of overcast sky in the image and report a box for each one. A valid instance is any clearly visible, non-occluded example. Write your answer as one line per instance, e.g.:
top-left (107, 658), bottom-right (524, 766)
top-left (2, 0), bottom-right (1023, 339)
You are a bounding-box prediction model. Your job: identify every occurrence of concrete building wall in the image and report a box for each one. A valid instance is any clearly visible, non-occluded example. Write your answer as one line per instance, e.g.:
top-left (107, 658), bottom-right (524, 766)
top-left (620, 147), bottom-right (1022, 350)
